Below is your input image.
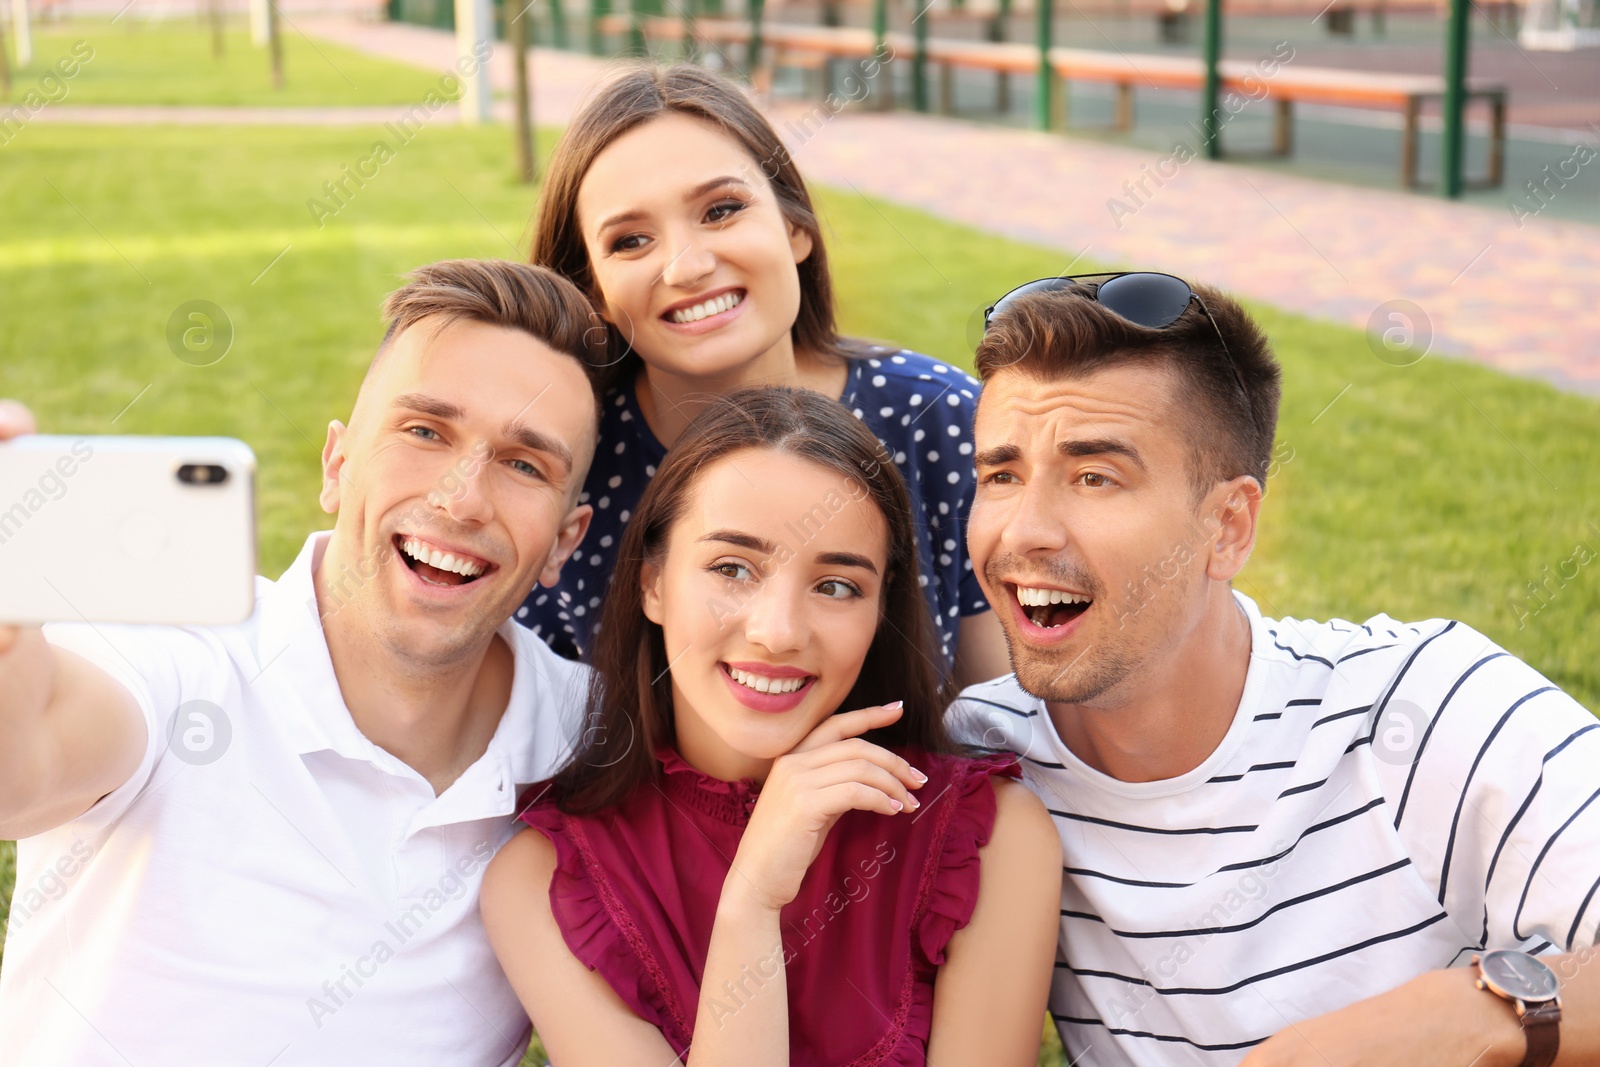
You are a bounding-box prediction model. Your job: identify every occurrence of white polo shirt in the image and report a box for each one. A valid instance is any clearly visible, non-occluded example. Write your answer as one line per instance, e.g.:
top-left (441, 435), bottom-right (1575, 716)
top-left (0, 531), bottom-right (588, 1067)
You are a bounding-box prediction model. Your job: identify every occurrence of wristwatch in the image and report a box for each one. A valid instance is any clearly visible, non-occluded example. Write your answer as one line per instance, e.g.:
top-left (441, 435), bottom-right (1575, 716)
top-left (1472, 949), bottom-right (1562, 1067)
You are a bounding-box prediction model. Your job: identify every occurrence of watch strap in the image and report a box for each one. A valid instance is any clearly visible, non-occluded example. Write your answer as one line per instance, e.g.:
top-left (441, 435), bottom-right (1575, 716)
top-left (1519, 1000), bottom-right (1561, 1067)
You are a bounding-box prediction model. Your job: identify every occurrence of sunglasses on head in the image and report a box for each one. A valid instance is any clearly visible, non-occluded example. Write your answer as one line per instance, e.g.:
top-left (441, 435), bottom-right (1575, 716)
top-left (983, 272), bottom-right (1247, 401)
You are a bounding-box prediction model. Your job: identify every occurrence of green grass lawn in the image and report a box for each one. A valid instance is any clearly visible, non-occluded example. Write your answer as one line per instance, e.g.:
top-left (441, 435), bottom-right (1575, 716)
top-left (0, 115), bottom-right (1596, 1066)
top-left (4, 18), bottom-right (452, 106)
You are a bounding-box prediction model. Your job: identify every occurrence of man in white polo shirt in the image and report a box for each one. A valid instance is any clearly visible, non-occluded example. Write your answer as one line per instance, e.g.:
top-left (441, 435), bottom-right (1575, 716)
top-left (950, 273), bottom-right (1599, 1067)
top-left (0, 260), bottom-right (603, 1066)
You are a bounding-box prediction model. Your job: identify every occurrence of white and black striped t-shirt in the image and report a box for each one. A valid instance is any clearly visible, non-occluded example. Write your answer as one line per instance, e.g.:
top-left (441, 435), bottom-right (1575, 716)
top-left (948, 592), bottom-right (1600, 1067)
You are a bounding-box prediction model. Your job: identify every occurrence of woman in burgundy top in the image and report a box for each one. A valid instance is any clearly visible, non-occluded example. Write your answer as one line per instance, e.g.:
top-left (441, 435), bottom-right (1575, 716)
top-left (482, 388), bottom-right (1061, 1065)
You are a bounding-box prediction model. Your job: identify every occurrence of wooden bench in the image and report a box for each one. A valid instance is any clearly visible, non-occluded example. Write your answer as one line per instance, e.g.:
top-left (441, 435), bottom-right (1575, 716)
top-left (590, 12), bottom-right (635, 37)
top-left (596, 15), bottom-right (884, 99)
top-left (1240, 65), bottom-right (1506, 187)
top-left (761, 22), bottom-right (886, 59)
top-left (612, 15), bottom-right (1507, 190)
top-left (897, 37), bottom-right (1506, 188)
top-left (694, 20), bottom-right (894, 102)
top-left (1053, 0), bottom-right (1442, 14)
top-left (592, 15), bottom-right (749, 74)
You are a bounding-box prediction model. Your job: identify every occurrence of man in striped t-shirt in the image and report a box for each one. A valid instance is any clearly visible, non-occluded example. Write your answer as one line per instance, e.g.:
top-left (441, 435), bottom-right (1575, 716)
top-left (950, 274), bottom-right (1599, 1067)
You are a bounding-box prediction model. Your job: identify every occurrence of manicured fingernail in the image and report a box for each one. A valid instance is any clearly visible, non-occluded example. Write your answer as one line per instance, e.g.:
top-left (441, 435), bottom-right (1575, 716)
top-left (910, 767), bottom-right (928, 785)
top-left (890, 799), bottom-right (904, 812)
top-left (884, 700), bottom-right (904, 711)
top-left (906, 796), bottom-right (920, 810)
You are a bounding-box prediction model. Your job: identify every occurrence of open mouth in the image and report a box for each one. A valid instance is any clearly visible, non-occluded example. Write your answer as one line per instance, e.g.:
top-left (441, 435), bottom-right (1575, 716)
top-left (395, 534), bottom-right (491, 588)
top-left (665, 289), bottom-right (745, 324)
top-left (1014, 584), bottom-right (1092, 630)
top-left (718, 661), bottom-right (818, 712)
top-left (722, 663), bottom-right (815, 695)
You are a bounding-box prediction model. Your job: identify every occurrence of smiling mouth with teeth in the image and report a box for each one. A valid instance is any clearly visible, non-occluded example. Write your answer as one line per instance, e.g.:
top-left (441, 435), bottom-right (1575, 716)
top-left (667, 290), bottom-right (744, 324)
top-left (396, 535), bottom-right (489, 588)
top-left (724, 664), bottom-right (813, 695)
top-left (1015, 584), bottom-right (1093, 629)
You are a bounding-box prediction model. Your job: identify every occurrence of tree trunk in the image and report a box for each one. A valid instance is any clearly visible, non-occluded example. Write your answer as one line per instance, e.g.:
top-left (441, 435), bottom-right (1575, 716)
top-left (210, 0), bottom-right (225, 56)
top-left (267, 0), bottom-right (284, 88)
top-left (509, 0), bottom-right (536, 183)
top-left (0, 17), bottom-right (11, 97)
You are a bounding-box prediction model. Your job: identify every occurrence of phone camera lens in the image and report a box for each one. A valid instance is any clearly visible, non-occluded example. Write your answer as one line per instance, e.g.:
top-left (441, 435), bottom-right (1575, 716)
top-left (177, 464), bottom-right (230, 487)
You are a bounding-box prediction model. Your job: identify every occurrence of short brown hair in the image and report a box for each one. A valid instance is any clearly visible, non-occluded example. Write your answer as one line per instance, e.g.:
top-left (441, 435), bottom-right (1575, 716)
top-left (529, 64), bottom-right (848, 392)
top-left (974, 282), bottom-right (1282, 493)
top-left (378, 258), bottom-right (606, 409)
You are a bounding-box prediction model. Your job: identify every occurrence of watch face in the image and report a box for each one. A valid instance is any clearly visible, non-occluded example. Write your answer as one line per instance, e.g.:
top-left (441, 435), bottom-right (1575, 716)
top-left (1481, 950), bottom-right (1560, 1001)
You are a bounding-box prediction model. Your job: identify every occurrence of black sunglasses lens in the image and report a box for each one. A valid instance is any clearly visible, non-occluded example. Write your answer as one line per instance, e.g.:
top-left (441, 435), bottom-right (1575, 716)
top-left (986, 277), bottom-right (1080, 327)
top-left (1096, 273), bottom-right (1194, 330)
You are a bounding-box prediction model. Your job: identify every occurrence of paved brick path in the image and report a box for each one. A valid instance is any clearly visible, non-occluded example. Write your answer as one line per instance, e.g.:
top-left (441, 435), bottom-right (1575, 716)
top-left (47, 17), bottom-right (1598, 394)
top-left (772, 107), bottom-right (1600, 394)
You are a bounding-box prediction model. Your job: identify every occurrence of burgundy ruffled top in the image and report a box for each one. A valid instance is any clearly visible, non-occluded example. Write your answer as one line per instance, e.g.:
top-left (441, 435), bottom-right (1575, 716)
top-left (518, 747), bottom-right (1019, 1066)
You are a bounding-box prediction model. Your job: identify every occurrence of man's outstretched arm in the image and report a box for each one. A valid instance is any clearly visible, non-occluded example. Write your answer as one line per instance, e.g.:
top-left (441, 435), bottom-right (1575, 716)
top-left (0, 400), bottom-right (146, 840)
top-left (1239, 946), bottom-right (1600, 1067)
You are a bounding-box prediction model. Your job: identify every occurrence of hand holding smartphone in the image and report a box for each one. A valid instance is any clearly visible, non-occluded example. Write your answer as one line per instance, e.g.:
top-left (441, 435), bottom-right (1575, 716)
top-left (0, 402), bottom-right (258, 627)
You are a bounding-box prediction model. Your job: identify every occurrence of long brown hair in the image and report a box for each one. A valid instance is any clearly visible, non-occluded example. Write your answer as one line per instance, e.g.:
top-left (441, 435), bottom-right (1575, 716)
top-left (529, 63), bottom-right (851, 393)
top-left (551, 387), bottom-right (954, 814)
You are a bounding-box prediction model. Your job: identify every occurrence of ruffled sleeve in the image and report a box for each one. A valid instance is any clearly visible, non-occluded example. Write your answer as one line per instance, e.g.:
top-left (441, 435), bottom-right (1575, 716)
top-left (518, 801), bottom-right (615, 971)
top-left (914, 753), bottom-right (1024, 968)
top-left (517, 798), bottom-right (690, 1051)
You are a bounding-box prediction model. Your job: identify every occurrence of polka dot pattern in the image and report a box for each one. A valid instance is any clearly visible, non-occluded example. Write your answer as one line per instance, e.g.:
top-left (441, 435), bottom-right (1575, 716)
top-left (515, 348), bottom-right (991, 669)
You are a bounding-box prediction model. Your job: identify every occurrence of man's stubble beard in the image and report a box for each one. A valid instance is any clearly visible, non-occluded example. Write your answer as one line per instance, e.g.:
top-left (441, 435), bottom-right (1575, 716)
top-left (1005, 622), bottom-right (1139, 706)
top-left (1002, 575), bottom-right (1182, 707)
top-left (985, 550), bottom-right (1133, 705)
top-left (356, 577), bottom-right (507, 679)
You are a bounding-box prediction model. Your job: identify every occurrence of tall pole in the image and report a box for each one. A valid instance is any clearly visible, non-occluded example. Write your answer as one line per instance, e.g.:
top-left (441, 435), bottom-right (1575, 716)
top-left (912, 0), bottom-right (928, 111)
top-left (1201, 0), bottom-right (1221, 158)
top-left (456, 0), bottom-right (493, 122)
top-left (872, 0), bottom-right (887, 108)
top-left (266, 0), bottom-right (284, 88)
top-left (628, 0), bottom-right (645, 55)
top-left (550, 0), bottom-right (568, 49)
top-left (589, 0), bottom-right (608, 54)
top-left (989, 0), bottom-right (1011, 111)
top-left (746, 0), bottom-right (763, 77)
top-left (1440, 0), bottom-right (1469, 197)
top-left (208, 0), bottom-right (225, 57)
top-left (10, 0), bottom-right (30, 69)
top-left (820, 0), bottom-right (839, 95)
top-left (250, 0), bottom-right (269, 45)
top-left (510, 0), bottom-right (536, 183)
top-left (680, 0), bottom-right (696, 62)
top-left (1035, 0), bottom-right (1053, 130)
top-left (0, 15), bottom-right (12, 95)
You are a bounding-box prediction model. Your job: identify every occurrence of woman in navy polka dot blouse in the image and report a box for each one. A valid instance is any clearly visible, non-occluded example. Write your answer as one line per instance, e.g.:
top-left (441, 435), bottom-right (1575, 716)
top-left (517, 63), bottom-right (1008, 685)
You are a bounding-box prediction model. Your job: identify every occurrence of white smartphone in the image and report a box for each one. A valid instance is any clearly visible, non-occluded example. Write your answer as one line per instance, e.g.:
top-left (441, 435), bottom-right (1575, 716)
top-left (0, 435), bottom-right (257, 626)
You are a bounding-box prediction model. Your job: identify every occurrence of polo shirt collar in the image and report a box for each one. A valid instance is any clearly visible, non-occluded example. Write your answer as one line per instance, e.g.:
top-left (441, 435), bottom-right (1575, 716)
top-left (256, 531), bottom-right (374, 762)
top-left (255, 532), bottom-right (555, 809)
top-left (409, 614), bottom-right (571, 830)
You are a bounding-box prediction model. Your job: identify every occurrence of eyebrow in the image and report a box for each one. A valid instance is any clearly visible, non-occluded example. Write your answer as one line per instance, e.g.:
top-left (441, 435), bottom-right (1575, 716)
top-left (974, 444), bottom-right (1022, 468)
top-left (700, 531), bottom-right (880, 576)
top-left (504, 419), bottom-right (574, 475)
top-left (973, 438), bottom-right (1146, 473)
top-left (593, 176), bottom-right (752, 236)
top-left (1061, 437), bottom-right (1147, 473)
top-left (814, 551), bottom-right (879, 575)
top-left (394, 393), bottom-right (462, 421)
top-left (393, 393), bottom-right (573, 474)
